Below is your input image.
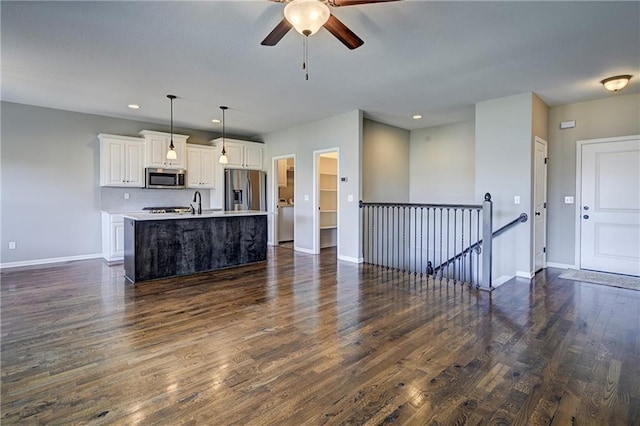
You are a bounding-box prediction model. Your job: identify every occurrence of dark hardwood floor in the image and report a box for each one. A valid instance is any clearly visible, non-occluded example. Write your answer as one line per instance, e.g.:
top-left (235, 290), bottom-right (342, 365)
top-left (1, 247), bottom-right (639, 425)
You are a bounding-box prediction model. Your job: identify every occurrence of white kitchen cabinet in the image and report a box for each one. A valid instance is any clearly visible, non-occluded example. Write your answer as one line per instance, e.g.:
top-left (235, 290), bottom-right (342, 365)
top-left (99, 134), bottom-right (145, 187)
top-left (101, 212), bottom-right (125, 262)
top-left (186, 144), bottom-right (216, 188)
top-left (140, 130), bottom-right (188, 169)
top-left (211, 138), bottom-right (264, 170)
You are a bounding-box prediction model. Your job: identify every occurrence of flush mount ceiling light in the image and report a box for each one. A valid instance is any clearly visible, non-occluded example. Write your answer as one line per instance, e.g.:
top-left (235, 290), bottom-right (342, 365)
top-left (601, 75), bottom-right (632, 93)
top-left (412, 114), bottom-right (422, 120)
top-left (211, 119), bottom-right (221, 124)
top-left (284, 0), bottom-right (330, 37)
top-left (166, 95), bottom-right (177, 160)
top-left (128, 104), bottom-right (140, 110)
top-left (218, 106), bottom-right (229, 165)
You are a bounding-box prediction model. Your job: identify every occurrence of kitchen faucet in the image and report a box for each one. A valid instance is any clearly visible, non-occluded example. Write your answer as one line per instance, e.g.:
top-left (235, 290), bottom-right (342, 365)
top-left (192, 190), bottom-right (202, 215)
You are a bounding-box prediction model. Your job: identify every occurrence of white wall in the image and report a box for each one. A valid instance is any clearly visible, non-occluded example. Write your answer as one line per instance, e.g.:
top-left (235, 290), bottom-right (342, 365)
top-left (362, 119), bottom-right (410, 203)
top-left (0, 102), bottom-right (217, 266)
top-left (547, 93), bottom-right (640, 266)
top-left (475, 93), bottom-right (535, 280)
top-left (410, 120), bottom-right (475, 204)
top-left (262, 110), bottom-right (363, 262)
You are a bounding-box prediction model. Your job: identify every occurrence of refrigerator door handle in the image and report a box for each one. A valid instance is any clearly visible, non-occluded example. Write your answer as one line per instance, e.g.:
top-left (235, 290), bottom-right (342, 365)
top-left (246, 176), bottom-right (252, 210)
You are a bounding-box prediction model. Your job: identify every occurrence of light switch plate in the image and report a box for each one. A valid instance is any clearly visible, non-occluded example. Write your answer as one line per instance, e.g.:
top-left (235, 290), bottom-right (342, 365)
top-left (564, 196), bottom-right (574, 204)
top-left (514, 196), bottom-right (520, 205)
top-left (347, 195), bottom-right (354, 202)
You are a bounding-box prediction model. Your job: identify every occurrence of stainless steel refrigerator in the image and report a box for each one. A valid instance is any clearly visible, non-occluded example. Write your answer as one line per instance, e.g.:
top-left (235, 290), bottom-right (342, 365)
top-left (224, 169), bottom-right (267, 211)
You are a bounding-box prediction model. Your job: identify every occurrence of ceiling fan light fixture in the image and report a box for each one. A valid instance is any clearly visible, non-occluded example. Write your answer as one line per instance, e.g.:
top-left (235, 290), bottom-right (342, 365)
top-left (284, 0), bottom-right (330, 36)
top-left (601, 75), bottom-right (632, 92)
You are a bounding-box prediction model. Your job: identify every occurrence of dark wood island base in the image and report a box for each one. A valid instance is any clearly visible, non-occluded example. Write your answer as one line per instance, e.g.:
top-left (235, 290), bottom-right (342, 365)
top-left (124, 212), bottom-right (267, 283)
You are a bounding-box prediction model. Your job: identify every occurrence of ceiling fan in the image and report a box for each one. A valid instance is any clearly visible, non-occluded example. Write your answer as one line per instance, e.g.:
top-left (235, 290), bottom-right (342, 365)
top-left (261, 0), bottom-right (401, 50)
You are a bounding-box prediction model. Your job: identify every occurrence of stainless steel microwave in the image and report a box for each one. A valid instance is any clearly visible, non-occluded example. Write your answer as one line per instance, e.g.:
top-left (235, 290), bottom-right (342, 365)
top-left (145, 168), bottom-right (186, 189)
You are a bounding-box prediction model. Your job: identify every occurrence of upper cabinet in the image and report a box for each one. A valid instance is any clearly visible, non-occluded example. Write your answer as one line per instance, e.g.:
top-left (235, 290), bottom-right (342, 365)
top-left (211, 138), bottom-right (263, 170)
top-left (186, 144), bottom-right (216, 189)
top-left (140, 130), bottom-right (188, 169)
top-left (99, 134), bottom-right (145, 187)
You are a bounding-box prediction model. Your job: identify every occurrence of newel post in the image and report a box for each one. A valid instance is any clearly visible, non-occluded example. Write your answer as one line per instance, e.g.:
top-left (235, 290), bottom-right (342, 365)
top-left (481, 193), bottom-right (493, 289)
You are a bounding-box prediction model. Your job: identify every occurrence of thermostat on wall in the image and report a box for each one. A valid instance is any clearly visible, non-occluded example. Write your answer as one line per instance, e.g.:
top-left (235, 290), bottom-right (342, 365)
top-left (560, 120), bottom-right (576, 129)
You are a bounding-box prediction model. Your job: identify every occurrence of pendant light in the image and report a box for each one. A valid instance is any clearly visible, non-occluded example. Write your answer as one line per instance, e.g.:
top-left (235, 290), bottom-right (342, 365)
top-left (166, 94), bottom-right (178, 160)
top-left (218, 106), bottom-right (229, 164)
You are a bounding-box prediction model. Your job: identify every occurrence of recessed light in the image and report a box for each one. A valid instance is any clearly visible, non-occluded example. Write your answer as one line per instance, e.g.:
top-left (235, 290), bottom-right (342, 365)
top-left (412, 114), bottom-right (422, 120)
top-left (128, 104), bottom-right (141, 109)
top-left (211, 119), bottom-right (221, 123)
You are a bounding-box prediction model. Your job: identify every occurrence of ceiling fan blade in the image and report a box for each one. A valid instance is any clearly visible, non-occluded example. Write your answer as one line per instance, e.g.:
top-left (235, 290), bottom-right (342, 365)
top-left (323, 14), bottom-right (364, 50)
top-left (329, 0), bottom-right (401, 7)
top-left (261, 18), bottom-right (292, 46)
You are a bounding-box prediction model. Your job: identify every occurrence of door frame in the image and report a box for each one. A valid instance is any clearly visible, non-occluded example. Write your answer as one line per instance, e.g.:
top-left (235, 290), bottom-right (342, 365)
top-left (533, 136), bottom-right (548, 272)
top-left (574, 134), bottom-right (639, 270)
top-left (271, 154), bottom-right (296, 247)
top-left (313, 148), bottom-right (339, 255)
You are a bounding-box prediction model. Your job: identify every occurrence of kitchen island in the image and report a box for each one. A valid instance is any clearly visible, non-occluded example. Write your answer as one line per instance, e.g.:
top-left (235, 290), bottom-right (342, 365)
top-left (123, 211), bottom-right (267, 283)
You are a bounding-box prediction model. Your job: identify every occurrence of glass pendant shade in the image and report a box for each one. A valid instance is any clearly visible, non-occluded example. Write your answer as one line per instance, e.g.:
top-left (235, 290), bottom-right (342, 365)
top-left (601, 75), bottom-right (632, 92)
top-left (219, 151), bottom-right (228, 164)
top-left (284, 0), bottom-right (330, 36)
top-left (166, 144), bottom-right (177, 160)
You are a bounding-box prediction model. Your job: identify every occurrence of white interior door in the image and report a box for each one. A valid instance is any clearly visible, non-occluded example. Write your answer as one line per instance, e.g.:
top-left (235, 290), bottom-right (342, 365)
top-left (533, 137), bottom-right (548, 272)
top-left (580, 136), bottom-right (640, 276)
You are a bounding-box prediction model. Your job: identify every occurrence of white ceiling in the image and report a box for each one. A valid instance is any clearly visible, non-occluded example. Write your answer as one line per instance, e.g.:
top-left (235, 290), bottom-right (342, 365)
top-left (2, 1), bottom-right (638, 139)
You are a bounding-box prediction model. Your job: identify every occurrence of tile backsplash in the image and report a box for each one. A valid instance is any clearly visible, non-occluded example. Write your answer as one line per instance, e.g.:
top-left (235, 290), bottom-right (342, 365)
top-left (101, 187), bottom-right (211, 212)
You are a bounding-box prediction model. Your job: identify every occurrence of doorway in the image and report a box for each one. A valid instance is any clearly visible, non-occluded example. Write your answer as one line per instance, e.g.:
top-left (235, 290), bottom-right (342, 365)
top-left (533, 137), bottom-right (548, 272)
top-left (273, 155), bottom-right (295, 249)
top-left (576, 135), bottom-right (640, 276)
top-left (314, 149), bottom-right (339, 255)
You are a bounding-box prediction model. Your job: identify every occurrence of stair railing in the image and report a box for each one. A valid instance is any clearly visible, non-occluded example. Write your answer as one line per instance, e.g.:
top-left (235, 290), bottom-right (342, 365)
top-left (360, 193), bottom-right (527, 290)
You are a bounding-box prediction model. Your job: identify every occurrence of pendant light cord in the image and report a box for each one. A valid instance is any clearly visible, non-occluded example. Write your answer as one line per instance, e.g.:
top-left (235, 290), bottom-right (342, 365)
top-left (220, 105), bottom-right (228, 154)
top-left (167, 94), bottom-right (176, 150)
top-left (303, 35), bottom-right (309, 81)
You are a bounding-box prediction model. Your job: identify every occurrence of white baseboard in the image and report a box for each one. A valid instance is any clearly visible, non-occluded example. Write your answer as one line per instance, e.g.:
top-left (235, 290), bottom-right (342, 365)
top-left (337, 255), bottom-right (363, 263)
top-left (0, 253), bottom-right (103, 270)
top-left (547, 262), bottom-right (576, 270)
top-left (294, 246), bottom-right (316, 255)
top-left (492, 275), bottom-right (514, 287)
top-left (516, 270), bottom-right (534, 279)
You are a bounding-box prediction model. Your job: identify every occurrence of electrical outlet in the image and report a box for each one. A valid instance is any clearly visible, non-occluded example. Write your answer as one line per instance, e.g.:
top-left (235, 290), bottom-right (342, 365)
top-left (347, 195), bottom-right (354, 202)
top-left (9, 241), bottom-right (16, 250)
top-left (124, 192), bottom-right (130, 200)
top-left (304, 195), bottom-right (309, 201)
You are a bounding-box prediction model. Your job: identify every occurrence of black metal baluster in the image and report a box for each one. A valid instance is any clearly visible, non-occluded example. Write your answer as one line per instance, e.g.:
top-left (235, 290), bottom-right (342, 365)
top-left (460, 210), bottom-right (466, 283)
top-left (438, 208), bottom-right (443, 280)
top-left (453, 208), bottom-right (458, 283)
top-left (420, 207), bottom-right (424, 277)
top-left (413, 206), bottom-right (417, 276)
top-left (468, 209), bottom-right (473, 284)
top-left (445, 208), bottom-right (450, 283)
top-left (476, 209), bottom-right (480, 288)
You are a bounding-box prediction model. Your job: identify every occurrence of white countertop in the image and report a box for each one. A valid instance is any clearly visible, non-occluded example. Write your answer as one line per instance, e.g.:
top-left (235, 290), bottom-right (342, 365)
top-left (123, 210), bottom-right (268, 221)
